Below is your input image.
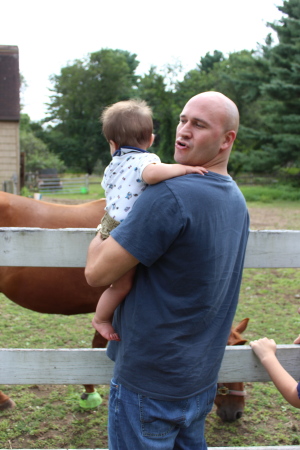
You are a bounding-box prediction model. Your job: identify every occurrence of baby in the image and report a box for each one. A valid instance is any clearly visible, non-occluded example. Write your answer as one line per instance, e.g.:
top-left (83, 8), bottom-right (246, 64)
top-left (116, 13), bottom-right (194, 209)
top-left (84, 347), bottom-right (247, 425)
top-left (92, 99), bottom-right (207, 341)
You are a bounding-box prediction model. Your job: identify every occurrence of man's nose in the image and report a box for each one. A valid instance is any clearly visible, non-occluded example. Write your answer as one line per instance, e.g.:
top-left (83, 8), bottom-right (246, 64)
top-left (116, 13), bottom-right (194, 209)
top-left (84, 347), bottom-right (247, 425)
top-left (178, 122), bottom-right (192, 137)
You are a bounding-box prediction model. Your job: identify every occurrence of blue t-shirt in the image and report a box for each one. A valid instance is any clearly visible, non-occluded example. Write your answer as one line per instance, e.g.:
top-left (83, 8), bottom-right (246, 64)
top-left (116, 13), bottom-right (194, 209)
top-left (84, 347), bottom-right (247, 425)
top-left (107, 172), bottom-right (250, 400)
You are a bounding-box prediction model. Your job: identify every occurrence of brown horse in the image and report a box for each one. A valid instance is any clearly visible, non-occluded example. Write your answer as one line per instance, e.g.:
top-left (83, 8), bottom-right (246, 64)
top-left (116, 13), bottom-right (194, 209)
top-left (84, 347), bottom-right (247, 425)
top-left (0, 192), bottom-right (249, 420)
top-left (214, 318), bottom-right (249, 422)
top-left (0, 192), bottom-right (107, 410)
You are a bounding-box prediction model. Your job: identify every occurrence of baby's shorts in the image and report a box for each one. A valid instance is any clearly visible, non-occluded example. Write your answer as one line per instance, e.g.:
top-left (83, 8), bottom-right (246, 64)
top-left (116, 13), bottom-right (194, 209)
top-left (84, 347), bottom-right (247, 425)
top-left (97, 211), bottom-right (120, 240)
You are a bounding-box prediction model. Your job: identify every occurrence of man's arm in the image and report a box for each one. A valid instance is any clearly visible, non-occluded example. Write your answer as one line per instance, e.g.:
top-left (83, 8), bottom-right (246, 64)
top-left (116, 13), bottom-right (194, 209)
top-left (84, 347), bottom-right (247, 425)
top-left (85, 234), bottom-right (139, 287)
top-left (142, 163), bottom-right (207, 185)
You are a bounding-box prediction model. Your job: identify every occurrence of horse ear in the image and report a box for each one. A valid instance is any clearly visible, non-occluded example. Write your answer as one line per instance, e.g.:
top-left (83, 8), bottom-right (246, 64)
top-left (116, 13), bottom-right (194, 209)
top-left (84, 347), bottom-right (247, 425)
top-left (234, 318), bottom-right (249, 334)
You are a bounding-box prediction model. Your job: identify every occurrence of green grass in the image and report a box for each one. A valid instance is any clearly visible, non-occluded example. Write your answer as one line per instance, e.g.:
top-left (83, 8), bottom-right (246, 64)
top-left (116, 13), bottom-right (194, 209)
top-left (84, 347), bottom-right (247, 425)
top-left (1, 197), bottom-right (300, 448)
top-left (205, 265), bottom-right (300, 447)
top-left (240, 184), bottom-right (300, 203)
top-left (37, 180), bottom-right (300, 204)
top-left (0, 299), bottom-right (109, 448)
top-left (31, 176), bottom-right (105, 202)
top-left (1, 266), bottom-right (300, 448)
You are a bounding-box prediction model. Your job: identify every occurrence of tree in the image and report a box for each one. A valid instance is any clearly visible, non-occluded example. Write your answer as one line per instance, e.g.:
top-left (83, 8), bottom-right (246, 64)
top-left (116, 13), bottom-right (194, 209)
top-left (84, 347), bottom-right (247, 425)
top-left (20, 114), bottom-right (65, 173)
top-left (198, 50), bottom-right (224, 73)
top-left (137, 67), bottom-right (177, 162)
top-left (175, 49), bottom-right (267, 118)
top-left (258, 0), bottom-right (300, 171)
top-left (45, 49), bottom-right (139, 173)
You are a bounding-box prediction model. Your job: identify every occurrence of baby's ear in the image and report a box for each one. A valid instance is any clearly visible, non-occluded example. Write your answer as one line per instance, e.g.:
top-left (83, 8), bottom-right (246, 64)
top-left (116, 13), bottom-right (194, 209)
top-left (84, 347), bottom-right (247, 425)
top-left (109, 140), bottom-right (118, 154)
top-left (149, 134), bottom-right (155, 147)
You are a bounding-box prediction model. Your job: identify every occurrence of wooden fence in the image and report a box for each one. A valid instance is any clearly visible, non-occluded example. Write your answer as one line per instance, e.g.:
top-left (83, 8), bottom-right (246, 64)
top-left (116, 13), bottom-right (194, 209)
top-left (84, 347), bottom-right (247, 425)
top-left (25, 173), bottom-right (90, 195)
top-left (0, 228), bottom-right (300, 450)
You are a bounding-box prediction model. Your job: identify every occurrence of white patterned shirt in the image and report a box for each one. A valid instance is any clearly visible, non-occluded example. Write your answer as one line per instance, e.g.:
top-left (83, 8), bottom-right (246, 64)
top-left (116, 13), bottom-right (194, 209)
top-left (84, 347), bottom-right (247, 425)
top-left (102, 147), bottom-right (161, 222)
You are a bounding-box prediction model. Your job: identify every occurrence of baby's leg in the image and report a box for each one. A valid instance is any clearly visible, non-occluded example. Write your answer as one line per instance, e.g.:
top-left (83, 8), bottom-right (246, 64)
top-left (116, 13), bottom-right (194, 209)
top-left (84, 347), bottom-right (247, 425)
top-left (92, 267), bottom-right (136, 341)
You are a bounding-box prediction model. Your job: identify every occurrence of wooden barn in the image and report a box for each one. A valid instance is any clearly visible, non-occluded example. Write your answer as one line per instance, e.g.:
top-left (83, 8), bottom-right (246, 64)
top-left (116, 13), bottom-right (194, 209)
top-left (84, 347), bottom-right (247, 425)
top-left (0, 45), bottom-right (20, 194)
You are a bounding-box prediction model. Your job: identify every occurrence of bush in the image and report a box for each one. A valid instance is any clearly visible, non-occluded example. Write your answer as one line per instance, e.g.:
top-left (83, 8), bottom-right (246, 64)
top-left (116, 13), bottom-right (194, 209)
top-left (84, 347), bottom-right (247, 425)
top-left (21, 132), bottom-right (65, 173)
top-left (278, 167), bottom-right (300, 188)
top-left (240, 184), bottom-right (300, 202)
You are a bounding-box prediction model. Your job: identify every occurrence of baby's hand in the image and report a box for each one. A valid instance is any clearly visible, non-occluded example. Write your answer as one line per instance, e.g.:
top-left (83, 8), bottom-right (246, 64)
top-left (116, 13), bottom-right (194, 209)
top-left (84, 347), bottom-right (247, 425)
top-left (185, 166), bottom-right (208, 176)
top-left (249, 337), bottom-right (277, 362)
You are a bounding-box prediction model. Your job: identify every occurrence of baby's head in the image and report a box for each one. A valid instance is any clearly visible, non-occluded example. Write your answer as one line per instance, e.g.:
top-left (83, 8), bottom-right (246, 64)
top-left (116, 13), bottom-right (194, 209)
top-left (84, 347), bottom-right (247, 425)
top-left (101, 99), bottom-right (153, 150)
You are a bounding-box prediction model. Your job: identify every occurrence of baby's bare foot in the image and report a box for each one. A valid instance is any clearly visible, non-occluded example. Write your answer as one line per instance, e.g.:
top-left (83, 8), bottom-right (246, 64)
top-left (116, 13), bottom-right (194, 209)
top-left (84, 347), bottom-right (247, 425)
top-left (109, 333), bottom-right (121, 341)
top-left (92, 318), bottom-right (120, 341)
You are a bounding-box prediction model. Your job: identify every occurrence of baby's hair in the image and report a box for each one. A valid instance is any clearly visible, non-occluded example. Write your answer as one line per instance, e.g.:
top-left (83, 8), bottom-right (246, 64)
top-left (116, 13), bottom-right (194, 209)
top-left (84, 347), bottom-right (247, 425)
top-left (101, 99), bottom-right (153, 148)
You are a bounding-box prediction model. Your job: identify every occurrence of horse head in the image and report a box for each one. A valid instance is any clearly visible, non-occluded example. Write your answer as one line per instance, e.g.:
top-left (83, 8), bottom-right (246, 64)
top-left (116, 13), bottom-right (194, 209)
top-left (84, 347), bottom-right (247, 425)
top-left (214, 318), bottom-right (249, 422)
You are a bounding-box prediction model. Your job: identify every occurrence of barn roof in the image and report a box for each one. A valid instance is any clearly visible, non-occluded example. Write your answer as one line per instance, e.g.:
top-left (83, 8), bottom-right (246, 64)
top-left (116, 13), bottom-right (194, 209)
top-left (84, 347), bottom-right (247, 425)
top-left (0, 45), bottom-right (20, 121)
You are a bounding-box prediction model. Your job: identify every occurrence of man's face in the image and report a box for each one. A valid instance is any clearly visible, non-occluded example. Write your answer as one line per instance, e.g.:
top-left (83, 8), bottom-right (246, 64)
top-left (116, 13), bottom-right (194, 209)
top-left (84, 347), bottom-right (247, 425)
top-left (174, 95), bottom-right (227, 167)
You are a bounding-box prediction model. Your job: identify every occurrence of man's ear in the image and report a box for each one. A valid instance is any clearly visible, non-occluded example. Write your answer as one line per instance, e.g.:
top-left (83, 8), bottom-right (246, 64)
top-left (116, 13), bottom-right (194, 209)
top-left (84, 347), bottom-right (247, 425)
top-left (220, 130), bottom-right (236, 151)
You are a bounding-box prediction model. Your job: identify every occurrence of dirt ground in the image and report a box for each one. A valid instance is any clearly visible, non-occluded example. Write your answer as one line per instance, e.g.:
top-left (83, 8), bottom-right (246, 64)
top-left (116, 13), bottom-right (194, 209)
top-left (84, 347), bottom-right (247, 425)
top-left (248, 205), bottom-right (300, 230)
top-left (45, 197), bottom-right (300, 230)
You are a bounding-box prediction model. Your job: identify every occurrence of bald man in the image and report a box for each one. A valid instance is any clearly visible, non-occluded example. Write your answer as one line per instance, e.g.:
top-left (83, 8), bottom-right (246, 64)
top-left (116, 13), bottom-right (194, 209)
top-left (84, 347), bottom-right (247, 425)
top-left (85, 92), bottom-right (249, 450)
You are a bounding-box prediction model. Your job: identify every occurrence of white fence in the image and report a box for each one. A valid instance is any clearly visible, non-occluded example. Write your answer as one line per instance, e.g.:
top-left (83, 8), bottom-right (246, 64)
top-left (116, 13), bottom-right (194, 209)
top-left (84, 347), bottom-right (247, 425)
top-left (25, 173), bottom-right (90, 195)
top-left (1, 228), bottom-right (299, 269)
top-left (38, 175), bottom-right (89, 195)
top-left (0, 228), bottom-right (300, 450)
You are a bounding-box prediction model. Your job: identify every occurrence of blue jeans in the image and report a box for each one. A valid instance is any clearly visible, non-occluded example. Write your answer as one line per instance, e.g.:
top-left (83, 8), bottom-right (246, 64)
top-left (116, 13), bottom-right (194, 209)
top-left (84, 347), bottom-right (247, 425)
top-left (108, 378), bottom-right (216, 450)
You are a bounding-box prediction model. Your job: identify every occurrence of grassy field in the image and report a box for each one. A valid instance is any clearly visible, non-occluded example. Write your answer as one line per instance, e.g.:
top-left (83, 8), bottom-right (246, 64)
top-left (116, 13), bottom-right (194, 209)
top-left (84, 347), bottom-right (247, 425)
top-left (0, 193), bottom-right (300, 448)
top-left (37, 178), bottom-right (300, 204)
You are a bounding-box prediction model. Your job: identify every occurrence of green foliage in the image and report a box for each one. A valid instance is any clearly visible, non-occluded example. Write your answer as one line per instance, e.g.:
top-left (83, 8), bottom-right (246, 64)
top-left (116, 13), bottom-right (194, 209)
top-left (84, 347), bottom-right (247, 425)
top-left (136, 67), bottom-right (177, 162)
top-left (257, 0), bottom-right (300, 169)
top-left (21, 132), bottom-right (65, 173)
top-left (20, 186), bottom-right (31, 197)
top-left (198, 50), bottom-right (224, 73)
top-left (279, 166), bottom-right (300, 187)
top-left (20, 114), bottom-right (65, 173)
top-left (45, 49), bottom-right (139, 173)
top-left (240, 184), bottom-right (300, 202)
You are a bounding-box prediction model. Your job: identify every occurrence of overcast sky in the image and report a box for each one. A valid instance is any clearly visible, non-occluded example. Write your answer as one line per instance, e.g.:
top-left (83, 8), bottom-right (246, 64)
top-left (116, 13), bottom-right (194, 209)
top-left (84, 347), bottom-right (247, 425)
top-left (1, 0), bottom-right (283, 121)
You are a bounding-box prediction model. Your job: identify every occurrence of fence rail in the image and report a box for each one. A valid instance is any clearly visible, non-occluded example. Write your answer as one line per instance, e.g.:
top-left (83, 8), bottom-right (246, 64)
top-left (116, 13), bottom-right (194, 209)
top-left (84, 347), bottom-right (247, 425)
top-left (1, 345), bottom-right (300, 386)
top-left (25, 173), bottom-right (90, 195)
top-left (0, 229), bottom-right (300, 268)
top-left (40, 175), bottom-right (89, 194)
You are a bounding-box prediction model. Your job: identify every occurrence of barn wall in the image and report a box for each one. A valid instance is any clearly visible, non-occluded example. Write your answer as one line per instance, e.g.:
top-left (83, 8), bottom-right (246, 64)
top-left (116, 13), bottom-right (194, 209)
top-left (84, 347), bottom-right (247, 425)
top-left (0, 121), bottom-right (19, 193)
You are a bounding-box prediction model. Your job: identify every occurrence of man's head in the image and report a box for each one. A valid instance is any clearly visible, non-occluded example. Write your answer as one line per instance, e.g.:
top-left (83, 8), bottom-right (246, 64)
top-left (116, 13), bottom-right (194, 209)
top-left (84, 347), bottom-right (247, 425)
top-left (174, 92), bottom-right (239, 174)
top-left (101, 99), bottom-right (154, 150)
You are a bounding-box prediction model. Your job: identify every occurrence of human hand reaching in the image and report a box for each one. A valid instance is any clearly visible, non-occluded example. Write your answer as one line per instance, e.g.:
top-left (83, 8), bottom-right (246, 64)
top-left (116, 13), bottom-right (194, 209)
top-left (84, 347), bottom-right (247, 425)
top-left (250, 337), bottom-right (277, 363)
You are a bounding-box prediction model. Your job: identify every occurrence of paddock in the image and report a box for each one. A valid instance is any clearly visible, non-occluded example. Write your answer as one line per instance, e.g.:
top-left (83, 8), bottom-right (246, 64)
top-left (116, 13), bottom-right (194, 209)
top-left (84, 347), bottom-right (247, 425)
top-left (0, 228), bottom-right (300, 450)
